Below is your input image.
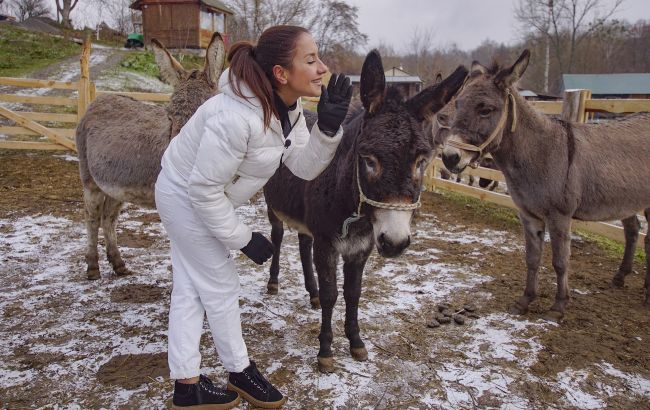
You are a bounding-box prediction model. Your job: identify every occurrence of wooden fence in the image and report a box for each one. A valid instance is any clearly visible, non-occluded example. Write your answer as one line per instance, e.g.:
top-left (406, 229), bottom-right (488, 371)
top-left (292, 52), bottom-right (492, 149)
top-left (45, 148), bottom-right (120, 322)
top-left (0, 37), bottom-right (170, 152)
top-left (423, 89), bottom-right (650, 248)
top-left (0, 42), bottom-right (648, 247)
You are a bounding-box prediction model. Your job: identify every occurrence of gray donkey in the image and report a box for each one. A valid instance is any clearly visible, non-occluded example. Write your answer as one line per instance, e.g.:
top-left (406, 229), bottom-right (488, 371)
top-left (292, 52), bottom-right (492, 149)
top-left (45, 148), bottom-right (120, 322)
top-left (441, 49), bottom-right (650, 320)
top-left (264, 50), bottom-right (468, 372)
top-left (76, 33), bottom-right (225, 279)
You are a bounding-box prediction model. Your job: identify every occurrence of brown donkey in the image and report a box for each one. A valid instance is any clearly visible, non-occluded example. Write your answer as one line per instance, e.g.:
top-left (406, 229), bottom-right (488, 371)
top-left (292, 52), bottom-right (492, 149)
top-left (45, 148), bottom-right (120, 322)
top-left (441, 49), bottom-right (650, 320)
top-left (76, 33), bottom-right (225, 279)
top-left (264, 50), bottom-right (468, 371)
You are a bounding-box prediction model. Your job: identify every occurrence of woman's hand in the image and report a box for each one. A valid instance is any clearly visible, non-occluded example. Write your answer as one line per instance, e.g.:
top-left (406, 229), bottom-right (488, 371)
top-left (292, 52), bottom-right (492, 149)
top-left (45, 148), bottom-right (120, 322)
top-left (240, 232), bottom-right (274, 265)
top-left (317, 73), bottom-right (353, 136)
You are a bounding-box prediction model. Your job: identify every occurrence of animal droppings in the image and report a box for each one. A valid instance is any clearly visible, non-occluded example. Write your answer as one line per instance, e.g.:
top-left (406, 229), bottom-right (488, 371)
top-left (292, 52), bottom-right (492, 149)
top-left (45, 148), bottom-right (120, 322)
top-left (438, 316), bottom-right (452, 324)
top-left (437, 303), bottom-right (450, 312)
top-left (453, 314), bottom-right (465, 325)
top-left (463, 304), bottom-right (477, 312)
top-left (426, 318), bottom-right (441, 328)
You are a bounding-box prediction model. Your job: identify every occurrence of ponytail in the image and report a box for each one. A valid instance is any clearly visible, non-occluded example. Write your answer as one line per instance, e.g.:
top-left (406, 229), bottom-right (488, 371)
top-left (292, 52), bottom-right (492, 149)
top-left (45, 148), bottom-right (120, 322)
top-left (227, 25), bottom-right (310, 130)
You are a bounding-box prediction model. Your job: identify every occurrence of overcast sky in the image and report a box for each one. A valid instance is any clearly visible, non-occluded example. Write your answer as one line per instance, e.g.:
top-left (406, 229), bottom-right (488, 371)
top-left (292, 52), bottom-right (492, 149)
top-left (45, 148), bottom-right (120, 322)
top-left (348, 0), bottom-right (649, 52)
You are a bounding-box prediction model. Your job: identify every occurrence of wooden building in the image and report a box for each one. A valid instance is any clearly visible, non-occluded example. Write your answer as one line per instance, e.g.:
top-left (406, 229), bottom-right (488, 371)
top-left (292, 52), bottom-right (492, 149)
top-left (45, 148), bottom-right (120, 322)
top-left (129, 0), bottom-right (233, 49)
top-left (348, 66), bottom-right (423, 98)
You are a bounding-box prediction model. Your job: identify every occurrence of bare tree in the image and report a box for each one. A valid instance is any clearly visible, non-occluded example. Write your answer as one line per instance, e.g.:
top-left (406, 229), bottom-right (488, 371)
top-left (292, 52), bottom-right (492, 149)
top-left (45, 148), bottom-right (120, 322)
top-left (225, 0), bottom-right (366, 60)
top-left (516, 0), bottom-right (625, 75)
top-left (406, 26), bottom-right (434, 78)
top-left (11, 0), bottom-right (49, 21)
top-left (55, 0), bottom-right (79, 28)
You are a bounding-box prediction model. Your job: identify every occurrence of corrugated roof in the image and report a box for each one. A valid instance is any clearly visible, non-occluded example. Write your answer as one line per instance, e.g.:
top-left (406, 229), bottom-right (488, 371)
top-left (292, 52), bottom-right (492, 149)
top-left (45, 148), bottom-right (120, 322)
top-left (562, 73), bottom-right (650, 95)
top-left (347, 75), bottom-right (422, 83)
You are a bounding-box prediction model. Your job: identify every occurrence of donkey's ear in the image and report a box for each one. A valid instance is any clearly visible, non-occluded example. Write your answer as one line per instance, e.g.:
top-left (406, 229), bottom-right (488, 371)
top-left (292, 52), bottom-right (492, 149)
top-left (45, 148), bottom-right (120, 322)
top-left (360, 50), bottom-right (386, 115)
top-left (434, 73), bottom-right (442, 85)
top-left (152, 38), bottom-right (186, 88)
top-left (407, 65), bottom-right (468, 122)
top-left (470, 60), bottom-right (487, 78)
top-left (204, 32), bottom-right (226, 87)
top-left (495, 49), bottom-right (530, 88)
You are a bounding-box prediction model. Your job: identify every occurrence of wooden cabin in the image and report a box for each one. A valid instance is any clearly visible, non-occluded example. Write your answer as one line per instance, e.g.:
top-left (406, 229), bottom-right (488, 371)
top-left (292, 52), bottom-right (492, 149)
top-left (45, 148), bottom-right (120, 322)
top-left (562, 73), bottom-right (650, 99)
top-left (129, 0), bottom-right (233, 49)
top-left (348, 66), bottom-right (423, 98)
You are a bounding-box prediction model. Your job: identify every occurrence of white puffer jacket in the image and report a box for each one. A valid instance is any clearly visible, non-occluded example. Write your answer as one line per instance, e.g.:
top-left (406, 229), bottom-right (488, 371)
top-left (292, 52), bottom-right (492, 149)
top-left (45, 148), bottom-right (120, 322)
top-left (159, 69), bottom-right (343, 251)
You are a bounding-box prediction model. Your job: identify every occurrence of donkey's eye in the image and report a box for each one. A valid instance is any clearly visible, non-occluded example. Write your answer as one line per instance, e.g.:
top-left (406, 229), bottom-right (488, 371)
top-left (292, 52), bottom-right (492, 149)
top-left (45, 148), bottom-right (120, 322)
top-left (363, 156), bottom-right (377, 170)
top-left (478, 107), bottom-right (493, 117)
top-left (437, 114), bottom-right (449, 125)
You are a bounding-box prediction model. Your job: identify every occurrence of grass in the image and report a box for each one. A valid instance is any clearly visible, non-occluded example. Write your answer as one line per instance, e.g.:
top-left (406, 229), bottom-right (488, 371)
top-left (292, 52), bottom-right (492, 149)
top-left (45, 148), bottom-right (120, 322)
top-left (0, 24), bottom-right (81, 77)
top-left (436, 187), bottom-right (646, 263)
top-left (120, 50), bottom-right (205, 78)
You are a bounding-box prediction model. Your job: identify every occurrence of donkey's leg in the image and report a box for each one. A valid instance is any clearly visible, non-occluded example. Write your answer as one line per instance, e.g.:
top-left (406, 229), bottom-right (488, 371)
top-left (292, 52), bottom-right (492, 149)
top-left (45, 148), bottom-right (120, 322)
top-left (342, 245), bottom-right (372, 362)
top-left (644, 208), bottom-right (650, 307)
top-left (612, 215), bottom-right (640, 288)
top-left (510, 212), bottom-right (546, 315)
top-left (546, 216), bottom-right (573, 321)
top-left (267, 209), bottom-right (283, 295)
top-left (101, 196), bottom-right (132, 276)
top-left (82, 184), bottom-right (104, 280)
top-left (313, 238), bottom-right (339, 373)
top-left (298, 233), bottom-right (319, 309)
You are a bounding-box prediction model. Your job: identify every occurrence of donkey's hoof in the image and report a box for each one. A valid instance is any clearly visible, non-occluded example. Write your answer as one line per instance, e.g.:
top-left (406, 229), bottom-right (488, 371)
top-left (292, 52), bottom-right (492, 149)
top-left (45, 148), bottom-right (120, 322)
top-left (317, 356), bottom-right (335, 373)
top-left (350, 346), bottom-right (368, 361)
top-left (508, 302), bottom-right (528, 315)
top-left (309, 296), bottom-right (320, 309)
top-left (87, 268), bottom-right (100, 280)
top-left (543, 310), bottom-right (564, 323)
top-left (114, 266), bottom-right (133, 277)
top-left (267, 283), bottom-right (279, 295)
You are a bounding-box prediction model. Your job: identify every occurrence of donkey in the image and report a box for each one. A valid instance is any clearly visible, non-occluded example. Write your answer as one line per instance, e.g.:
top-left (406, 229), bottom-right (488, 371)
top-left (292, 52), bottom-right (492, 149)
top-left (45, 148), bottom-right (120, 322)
top-left (75, 33), bottom-right (225, 279)
top-left (426, 77), bottom-right (499, 191)
top-left (441, 49), bottom-right (650, 320)
top-left (263, 50), bottom-right (468, 372)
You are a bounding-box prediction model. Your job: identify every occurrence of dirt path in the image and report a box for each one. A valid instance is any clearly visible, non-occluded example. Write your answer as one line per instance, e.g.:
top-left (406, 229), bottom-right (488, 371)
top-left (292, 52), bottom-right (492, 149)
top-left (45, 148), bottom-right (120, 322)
top-left (0, 151), bottom-right (648, 409)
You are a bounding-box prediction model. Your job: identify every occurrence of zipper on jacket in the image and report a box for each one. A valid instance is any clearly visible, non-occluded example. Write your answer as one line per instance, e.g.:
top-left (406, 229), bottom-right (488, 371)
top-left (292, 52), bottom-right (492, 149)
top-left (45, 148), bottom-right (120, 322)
top-left (277, 112), bottom-right (301, 171)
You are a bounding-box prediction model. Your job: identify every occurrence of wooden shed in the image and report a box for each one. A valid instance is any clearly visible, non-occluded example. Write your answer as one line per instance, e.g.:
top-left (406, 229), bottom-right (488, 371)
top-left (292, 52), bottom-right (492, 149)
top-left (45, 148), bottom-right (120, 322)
top-left (129, 0), bottom-right (233, 49)
top-left (347, 66), bottom-right (423, 98)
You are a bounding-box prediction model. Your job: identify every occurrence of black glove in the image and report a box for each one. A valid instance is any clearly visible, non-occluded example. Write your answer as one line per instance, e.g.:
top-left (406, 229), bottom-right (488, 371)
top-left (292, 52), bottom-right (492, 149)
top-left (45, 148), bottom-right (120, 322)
top-left (317, 73), bottom-right (353, 136)
top-left (240, 232), bottom-right (274, 265)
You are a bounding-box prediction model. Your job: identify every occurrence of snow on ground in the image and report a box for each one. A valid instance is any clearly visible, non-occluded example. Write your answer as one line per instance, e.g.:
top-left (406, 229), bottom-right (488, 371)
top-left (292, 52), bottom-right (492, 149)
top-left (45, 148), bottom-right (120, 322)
top-left (1, 196), bottom-right (648, 408)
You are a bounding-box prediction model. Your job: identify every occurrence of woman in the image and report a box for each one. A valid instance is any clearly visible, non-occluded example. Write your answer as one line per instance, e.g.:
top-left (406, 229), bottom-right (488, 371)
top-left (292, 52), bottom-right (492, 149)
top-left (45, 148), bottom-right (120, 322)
top-left (155, 25), bottom-right (352, 409)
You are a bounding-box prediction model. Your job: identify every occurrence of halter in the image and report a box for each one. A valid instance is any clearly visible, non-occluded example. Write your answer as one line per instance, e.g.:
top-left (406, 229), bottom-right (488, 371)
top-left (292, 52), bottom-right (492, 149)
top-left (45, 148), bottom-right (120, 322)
top-left (445, 89), bottom-right (517, 168)
top-left (340, 157), bottom-right (422, 238)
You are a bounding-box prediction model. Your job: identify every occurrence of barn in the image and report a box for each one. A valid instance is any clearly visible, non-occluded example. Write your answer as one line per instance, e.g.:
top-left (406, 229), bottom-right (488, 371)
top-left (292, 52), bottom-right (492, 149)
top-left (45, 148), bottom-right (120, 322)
top-left (129, 0), bottom-right (233, 49)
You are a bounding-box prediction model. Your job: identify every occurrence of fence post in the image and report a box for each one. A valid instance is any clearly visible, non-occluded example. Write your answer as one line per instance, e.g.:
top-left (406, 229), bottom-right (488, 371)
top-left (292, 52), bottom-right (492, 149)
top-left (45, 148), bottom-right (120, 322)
top-left (78, 34), bottom-right (92, 122)
top-left (561, 89), bottom-right (591, 123)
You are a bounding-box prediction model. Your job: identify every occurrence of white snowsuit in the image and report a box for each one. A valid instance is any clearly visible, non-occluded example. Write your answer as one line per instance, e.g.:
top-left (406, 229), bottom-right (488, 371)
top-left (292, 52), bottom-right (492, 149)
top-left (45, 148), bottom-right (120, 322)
top-left (155, 69), bottom-right (342, 379)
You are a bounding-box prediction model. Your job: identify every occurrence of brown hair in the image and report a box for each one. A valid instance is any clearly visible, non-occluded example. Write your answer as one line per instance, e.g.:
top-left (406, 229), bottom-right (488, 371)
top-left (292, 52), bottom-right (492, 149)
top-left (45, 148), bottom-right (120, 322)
top-left (227, 25), bottom-right (310, 129)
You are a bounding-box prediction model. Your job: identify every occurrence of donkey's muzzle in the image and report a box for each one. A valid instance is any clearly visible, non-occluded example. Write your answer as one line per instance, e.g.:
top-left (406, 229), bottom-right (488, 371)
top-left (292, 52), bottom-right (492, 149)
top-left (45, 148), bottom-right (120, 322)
top-left (377, 233), bottom-right (410, 257)
top-left (442, 151), bottom-right (461, 173)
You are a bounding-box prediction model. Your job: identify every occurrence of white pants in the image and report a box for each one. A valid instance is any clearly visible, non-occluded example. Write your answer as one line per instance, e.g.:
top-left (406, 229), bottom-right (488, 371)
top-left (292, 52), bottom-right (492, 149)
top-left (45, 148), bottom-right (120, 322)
top-left (155, 170), bottom-right (250, 379)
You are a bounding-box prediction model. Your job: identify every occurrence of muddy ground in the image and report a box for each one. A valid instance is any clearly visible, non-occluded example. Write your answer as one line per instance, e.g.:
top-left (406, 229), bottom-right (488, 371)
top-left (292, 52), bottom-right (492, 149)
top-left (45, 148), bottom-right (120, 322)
top-left (0, 149), bottom-right (649, 409)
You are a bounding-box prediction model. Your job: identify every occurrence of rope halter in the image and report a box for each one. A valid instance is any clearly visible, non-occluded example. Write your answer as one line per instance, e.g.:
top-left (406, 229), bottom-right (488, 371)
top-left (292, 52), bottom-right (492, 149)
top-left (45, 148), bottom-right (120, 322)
top-left (341, 157), bottom-right (422, 238)
top-left (445, 88), bottom-right (517, 168)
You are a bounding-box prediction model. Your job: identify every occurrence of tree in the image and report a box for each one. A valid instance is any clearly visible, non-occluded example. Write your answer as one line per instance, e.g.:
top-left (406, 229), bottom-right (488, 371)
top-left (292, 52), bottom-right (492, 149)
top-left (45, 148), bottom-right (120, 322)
top-left (12, 0), bottom-right (49, 21)
top-left (515, 0), bottom-right (624, 77)
top-left (308, 1), bottom-right (367, 59)
top-left (225, 0), bottom-right (367, 63)
top-left (55, 0), bottom-right (80, 28)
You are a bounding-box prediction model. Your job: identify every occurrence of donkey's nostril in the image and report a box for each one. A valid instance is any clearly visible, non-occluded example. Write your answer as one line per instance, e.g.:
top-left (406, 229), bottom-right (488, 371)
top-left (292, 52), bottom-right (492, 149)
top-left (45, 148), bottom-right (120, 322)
top-left (442, 152), bottom-right (460, 170)
top-left (378, 233), bottom-right (386, 246)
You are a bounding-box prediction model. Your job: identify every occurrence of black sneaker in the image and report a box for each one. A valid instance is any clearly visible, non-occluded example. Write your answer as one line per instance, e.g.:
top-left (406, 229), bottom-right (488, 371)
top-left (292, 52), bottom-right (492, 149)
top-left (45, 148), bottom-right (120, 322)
top-left (172, 374), bottom-right (241, 410)
top-left (227, 361), bottom-right (287, 409)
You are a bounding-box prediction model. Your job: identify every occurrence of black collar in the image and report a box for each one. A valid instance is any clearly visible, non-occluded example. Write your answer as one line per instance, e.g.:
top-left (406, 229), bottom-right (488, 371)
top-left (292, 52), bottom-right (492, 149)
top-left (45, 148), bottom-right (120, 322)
top-left (273, 92), bottom-right (297, 138)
